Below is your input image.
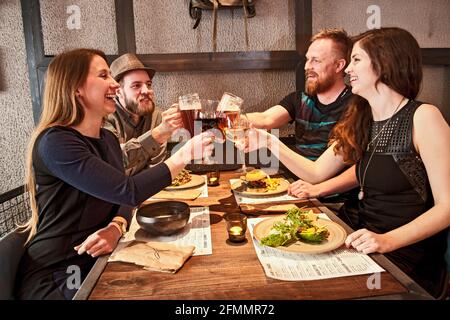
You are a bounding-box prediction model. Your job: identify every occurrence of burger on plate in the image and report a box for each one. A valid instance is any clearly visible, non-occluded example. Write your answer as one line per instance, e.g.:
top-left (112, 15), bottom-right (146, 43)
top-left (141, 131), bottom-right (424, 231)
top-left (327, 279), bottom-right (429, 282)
top-left (242, 169), bottom-right (269, 191)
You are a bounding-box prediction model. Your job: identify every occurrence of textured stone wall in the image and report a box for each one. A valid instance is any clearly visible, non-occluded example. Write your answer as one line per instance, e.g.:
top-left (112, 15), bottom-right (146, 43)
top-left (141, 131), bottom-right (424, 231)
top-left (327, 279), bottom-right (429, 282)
top-left (134, 0), bottom-right (296, 53)
top-left (313, 0), bottom-right (450, 47)
top-left (0, 0), bottom-right (34, 193)
top-left (41, 0), bottom-right (118, 54)
top-left (313, 0), bottom-right (450, 122)
top-left (421, 66), bottom-right (450, 123)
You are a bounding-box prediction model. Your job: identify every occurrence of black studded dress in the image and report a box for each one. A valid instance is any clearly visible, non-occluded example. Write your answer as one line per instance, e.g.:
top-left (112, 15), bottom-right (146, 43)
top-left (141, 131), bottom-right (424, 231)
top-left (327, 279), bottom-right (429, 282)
top-left (345, 100), bottom-right (447, 297)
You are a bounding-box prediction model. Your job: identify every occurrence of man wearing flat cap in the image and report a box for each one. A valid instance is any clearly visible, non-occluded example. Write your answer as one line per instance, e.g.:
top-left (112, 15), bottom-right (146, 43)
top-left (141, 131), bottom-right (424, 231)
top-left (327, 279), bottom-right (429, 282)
top-left (104, 53), bottom-right (182, 175)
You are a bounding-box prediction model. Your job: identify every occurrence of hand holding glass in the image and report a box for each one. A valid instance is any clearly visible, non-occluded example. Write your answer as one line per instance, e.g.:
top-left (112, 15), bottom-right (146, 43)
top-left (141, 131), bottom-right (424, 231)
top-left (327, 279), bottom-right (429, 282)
top-left (225, 116), bottom-right (250, 173)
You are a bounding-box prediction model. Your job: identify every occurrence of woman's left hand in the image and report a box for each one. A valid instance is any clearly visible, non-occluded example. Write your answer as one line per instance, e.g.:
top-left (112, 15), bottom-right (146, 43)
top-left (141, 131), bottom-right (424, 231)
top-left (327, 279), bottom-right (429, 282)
top-left (74, 225), bottom-right (122, 258)
top-left (345, 229), bottom-right (393, 254)
top-left (241, 127), bottom-right (274, 153)
top-left (288, 179), bottom-right (321, 198)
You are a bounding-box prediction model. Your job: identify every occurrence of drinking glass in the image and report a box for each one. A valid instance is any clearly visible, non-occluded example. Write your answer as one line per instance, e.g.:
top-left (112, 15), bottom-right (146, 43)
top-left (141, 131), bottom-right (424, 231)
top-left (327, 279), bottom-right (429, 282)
top-left (197, 99), bottom-right (220, 164)
top-left (217, 93), bottom-right (244, 170)
top-left (217, 92), bottom-right (243, 114)
top-left (206, 170), bottom-right (220, 186)
top-left (197, 99), bottom-right (219, 132)
top-left (178, 93), bottom-right (201, 137)
top-left (225, 115), bottom-right (250, 173)
top-left (217, 107), bottom-right (240, 138)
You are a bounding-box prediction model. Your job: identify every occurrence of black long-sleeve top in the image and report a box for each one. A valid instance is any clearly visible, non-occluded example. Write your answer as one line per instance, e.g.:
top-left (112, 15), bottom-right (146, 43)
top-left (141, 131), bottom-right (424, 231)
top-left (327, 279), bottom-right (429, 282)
top-left (15, 126), bottom-right (172, 299)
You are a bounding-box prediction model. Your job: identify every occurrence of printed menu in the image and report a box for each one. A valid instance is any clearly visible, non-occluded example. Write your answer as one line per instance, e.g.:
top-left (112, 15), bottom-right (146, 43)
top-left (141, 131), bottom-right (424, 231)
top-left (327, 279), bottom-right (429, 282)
top-left (248, 216), bottom-right (385, 281)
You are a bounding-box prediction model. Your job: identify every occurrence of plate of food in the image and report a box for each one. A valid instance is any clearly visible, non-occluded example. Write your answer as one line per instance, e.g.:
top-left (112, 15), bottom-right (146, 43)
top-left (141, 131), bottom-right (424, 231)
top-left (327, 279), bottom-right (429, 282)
top-left (165, 169), bottom-right (205, 190)
top-left (253, 208), bottom-right (346, 254)
top-left (231, 169), bottom-right (289, 196)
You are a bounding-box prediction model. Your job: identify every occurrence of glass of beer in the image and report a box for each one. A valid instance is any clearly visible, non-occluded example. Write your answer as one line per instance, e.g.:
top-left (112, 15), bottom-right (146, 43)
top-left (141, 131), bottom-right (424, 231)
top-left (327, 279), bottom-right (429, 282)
top-left (178, 93), bottom-right (201, 138)
top-left (217, 92), bottom-right (243, 113)
top-left (217, 92), bottom-right (242, 138)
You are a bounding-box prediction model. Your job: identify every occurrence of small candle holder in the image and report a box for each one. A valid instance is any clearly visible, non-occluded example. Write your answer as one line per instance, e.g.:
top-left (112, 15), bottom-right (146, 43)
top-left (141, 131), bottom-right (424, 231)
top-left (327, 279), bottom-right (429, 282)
top-left (206, 170), bottom-right (220, 186)
top-left (225, 213), bottom-right (247, 243)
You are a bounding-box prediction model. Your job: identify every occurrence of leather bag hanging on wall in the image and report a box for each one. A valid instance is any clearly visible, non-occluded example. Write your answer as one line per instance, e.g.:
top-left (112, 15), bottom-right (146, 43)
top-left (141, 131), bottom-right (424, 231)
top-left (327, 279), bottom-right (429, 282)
top-left (189, 0), bottom-right (256, 51)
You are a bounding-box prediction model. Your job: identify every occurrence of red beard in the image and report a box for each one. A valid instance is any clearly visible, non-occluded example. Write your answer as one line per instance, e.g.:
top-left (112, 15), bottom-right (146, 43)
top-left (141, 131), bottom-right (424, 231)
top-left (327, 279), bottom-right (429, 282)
top-left (304, 72), bottom-right (335, 96)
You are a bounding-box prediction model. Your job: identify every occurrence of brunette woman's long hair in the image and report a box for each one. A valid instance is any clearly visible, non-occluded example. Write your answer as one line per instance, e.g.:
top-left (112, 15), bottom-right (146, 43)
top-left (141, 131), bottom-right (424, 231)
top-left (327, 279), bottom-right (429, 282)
top-left (22, 48), bottom-right (107, 242)
top-left (330, 27), bottom-right (423, 164)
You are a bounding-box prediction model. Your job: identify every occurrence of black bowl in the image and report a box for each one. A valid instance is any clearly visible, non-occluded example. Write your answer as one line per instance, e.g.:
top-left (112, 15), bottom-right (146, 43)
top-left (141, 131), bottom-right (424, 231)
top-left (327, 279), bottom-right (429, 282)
top-left (136, 201), bottom-right (190, 236)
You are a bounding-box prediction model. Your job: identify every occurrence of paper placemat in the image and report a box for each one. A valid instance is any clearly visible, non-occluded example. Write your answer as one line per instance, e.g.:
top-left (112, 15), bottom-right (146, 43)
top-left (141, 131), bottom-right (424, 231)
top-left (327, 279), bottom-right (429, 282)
top-left (198, 176), bottom-right (208, 198)
top-left (230, 178), bottom-right (298, 204)
top-left (248, 214), bottom-right (384, 281)
top-left (122, 207), bottom-right (212, 256)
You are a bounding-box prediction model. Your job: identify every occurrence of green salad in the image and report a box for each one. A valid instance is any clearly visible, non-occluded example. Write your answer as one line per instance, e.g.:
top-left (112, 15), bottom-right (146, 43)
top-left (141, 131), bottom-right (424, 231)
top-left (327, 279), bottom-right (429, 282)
top-left (260, 208), bottom-right (330, 247)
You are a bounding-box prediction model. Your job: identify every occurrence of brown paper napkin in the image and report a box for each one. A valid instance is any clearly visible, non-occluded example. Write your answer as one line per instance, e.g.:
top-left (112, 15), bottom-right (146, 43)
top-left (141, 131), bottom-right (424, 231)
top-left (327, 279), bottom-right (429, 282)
top-left (149, 189), bottom-right (202, 201)
top-left (109, 241), bottom-right (195, 273)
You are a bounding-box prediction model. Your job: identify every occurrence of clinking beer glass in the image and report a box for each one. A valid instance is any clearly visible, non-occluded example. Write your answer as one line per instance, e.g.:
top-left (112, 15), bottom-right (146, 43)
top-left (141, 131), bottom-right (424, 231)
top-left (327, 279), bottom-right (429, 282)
top-left (217, 92), bottom-right (242, 132)
top-left (179, 94), bottom-right (220, 164)
top-left (179, 93), bottom-right (201, 138)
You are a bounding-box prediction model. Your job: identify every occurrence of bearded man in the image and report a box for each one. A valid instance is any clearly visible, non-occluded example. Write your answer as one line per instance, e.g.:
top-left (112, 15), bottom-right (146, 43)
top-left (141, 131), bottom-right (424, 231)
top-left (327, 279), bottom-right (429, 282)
top-left (246, 29), bottom-right (352, 160)
top-left (104, 54), bottom-right (182, 175)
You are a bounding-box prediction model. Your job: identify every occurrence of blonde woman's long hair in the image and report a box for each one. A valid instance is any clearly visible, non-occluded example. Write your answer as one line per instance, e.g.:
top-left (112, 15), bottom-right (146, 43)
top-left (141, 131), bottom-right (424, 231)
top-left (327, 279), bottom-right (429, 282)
top-left (23, 48), bottom-right (107, 242)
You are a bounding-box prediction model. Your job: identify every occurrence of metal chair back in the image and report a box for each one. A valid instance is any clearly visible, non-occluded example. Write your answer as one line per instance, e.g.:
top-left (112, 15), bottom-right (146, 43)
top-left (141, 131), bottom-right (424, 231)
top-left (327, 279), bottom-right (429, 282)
top-left (0, 186), bottom-right (31, 238)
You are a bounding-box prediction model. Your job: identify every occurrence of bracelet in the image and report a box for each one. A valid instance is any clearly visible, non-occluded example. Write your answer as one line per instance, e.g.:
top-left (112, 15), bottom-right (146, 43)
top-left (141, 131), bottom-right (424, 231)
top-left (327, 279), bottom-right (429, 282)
top-left (109, 222), bottom-right (123, 236)
top-left (112, 216), bottom-right (128, 230)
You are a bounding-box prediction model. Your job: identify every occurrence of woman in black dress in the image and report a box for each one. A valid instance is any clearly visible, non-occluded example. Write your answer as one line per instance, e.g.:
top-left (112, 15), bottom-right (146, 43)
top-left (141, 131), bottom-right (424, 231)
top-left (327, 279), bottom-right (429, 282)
top-left (245, 28), bottom-right (450, 297)
top-left (15, 49), bottom-right (213, 299)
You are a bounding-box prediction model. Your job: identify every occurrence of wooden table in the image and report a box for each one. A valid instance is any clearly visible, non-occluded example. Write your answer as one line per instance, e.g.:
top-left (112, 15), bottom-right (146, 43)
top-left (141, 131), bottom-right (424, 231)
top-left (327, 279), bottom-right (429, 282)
top-left (74, 171), bottom-right (432, 300)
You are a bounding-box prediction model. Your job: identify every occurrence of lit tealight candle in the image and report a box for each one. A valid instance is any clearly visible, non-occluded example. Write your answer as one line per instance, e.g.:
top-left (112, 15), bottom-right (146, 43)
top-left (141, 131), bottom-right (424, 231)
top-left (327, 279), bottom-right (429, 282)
top-left (225, 213), bottom-right (247, 243)
top-left (229, 226), bottom-right (243, 235)
top-left (207, 170), bottom-right (220, 186)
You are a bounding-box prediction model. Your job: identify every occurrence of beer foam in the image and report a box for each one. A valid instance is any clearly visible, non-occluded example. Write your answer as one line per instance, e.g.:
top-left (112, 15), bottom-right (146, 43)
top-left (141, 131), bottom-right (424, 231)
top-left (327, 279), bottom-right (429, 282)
top-left (179, 101), bottom-right (201, 110)
top-left (217, 102), bottom-right (240, 112)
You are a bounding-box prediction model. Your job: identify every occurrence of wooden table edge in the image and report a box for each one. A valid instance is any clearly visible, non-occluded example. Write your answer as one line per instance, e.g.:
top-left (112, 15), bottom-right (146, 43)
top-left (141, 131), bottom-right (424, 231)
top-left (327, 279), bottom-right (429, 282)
top-left (73, 255), bottom-right (109, 300)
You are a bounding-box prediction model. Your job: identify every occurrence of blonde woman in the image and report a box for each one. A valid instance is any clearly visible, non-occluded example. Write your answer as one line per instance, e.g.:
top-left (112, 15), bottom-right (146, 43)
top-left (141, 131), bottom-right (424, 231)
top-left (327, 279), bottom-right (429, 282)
top-left (245, 28), bottom-right (450, 297)
top-left (15, 49), bottom-right (212, 299)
